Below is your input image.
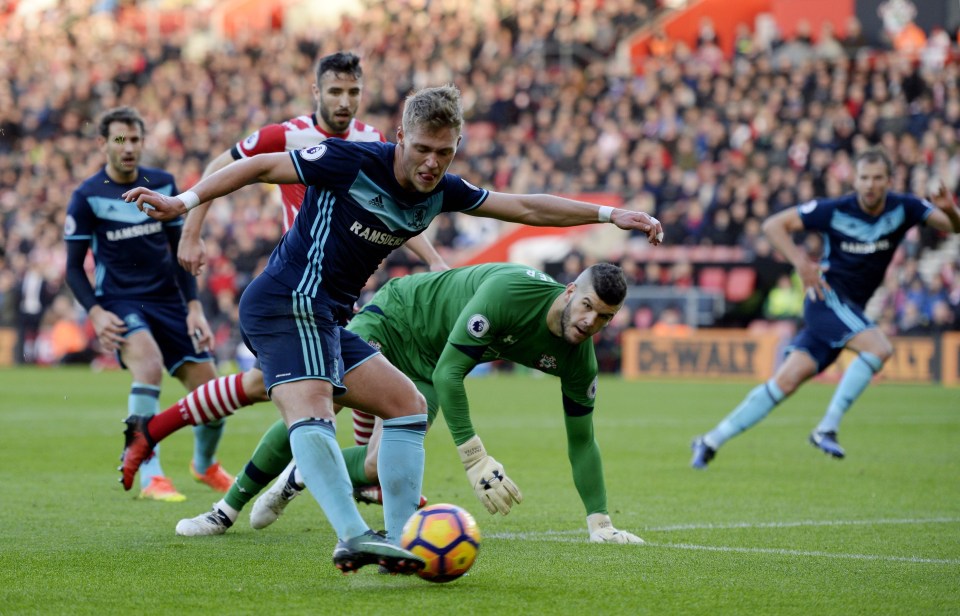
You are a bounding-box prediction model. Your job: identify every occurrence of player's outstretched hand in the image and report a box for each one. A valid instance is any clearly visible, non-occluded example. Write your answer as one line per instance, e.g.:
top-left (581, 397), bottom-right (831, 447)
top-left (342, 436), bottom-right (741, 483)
top-left (457, 435), bottom-right (523, 515)
top-left (611, 209), bottom-right (664, 246)
top-left (587, 513), bottom-right (645, 544)
top-left (928, 179), bottom-right (955, 210)
top-left (122, 187), bottom-right (187, 221)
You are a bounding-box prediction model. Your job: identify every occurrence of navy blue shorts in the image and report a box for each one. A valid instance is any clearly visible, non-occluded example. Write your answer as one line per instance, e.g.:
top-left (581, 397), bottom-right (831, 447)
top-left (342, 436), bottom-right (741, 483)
top-left (99, 297), bottom-right (213, 375)
top-left (786, 290), bottom-right (875, 372)
top-left (239, 274), bottom-right (378, 395)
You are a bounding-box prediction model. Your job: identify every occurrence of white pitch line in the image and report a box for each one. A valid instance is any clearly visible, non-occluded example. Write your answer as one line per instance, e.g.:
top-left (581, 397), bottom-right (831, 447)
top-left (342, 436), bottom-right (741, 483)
top-left (488, 518), bottom-right (960, 564)
top-left (489, 517), bottom-right (960, 541)
top-left (645, 542), bottom-right (960, 565)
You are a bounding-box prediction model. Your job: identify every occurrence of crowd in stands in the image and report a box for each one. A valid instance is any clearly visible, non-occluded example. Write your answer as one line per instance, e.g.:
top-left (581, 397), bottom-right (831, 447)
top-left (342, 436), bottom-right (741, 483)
top-left (2, 0), bottom-right (960, 371)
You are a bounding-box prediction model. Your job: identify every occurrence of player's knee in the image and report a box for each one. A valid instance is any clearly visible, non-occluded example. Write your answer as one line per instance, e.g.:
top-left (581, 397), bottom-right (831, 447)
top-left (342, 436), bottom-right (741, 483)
top-left (131, 359), bottom-right (164, 385)
top-left (874, 343), bottom-right (894, 363)
top-left (410, 390), bottom-right (427, 415)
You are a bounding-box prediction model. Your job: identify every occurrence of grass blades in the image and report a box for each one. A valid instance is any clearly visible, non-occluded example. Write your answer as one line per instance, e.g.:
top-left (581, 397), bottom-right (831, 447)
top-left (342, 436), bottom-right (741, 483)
top-left (0, 367), bottom-right (957, 614)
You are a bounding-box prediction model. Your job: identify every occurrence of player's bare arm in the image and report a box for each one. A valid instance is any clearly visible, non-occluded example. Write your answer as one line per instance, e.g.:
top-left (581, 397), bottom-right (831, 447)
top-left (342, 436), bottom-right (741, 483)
top-left (473, 192), bottom-right (664, 245)
top-left (925, 180), bottom-right (960, 234)
top-left (123, 153), bottom-right (298, 221)
top-left (762, 207), bottom-right (829, 300)
top-left (405, 234), bottom-right (449, 271)
top-left (178, 148), bottom-right (236, 275)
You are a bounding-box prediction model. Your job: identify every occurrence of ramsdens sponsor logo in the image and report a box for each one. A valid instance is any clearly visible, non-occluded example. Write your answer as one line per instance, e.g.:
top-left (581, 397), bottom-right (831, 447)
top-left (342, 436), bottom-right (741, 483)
top-left (348, 221), bottom-right (405, 246)
top-left (106, 222), bottom-right (163, 241)
top-left (840, 239), bottom-right (890, 254)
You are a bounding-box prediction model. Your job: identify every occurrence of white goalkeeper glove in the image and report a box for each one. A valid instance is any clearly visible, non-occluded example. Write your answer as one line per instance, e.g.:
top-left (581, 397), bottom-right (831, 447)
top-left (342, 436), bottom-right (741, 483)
top-left (587, 513), bottom-right (645, 544)
top-left (457, 435), bottom-right (523, 515)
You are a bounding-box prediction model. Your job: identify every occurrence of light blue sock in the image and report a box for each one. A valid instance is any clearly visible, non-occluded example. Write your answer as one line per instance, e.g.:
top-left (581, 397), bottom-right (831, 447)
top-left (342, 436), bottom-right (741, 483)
top-left (378, 414), bottom-right (428, 544)
top-left (193, 419), bottom-right (225, 473)
top-left (706, 380), bottom-right (785, 448)
top-left (288, 418), bottom-right (368, 540)
top-left (129, 382), bottom-right (163, 488)
top-left (817, 352), bottom-right (883, 434)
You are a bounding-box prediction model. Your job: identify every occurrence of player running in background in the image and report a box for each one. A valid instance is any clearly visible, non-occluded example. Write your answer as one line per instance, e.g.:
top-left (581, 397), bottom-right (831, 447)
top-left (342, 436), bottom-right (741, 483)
top-left (178, 263), bottom-right (644, 544)
top-left (691, 147), bottom-right (960, 468)
top-left (123, 85), bottom-right (662, 573)
top-left (122, 52), bottom-right (446, 504)
top-left (64, 106), bottom-right (233, 501)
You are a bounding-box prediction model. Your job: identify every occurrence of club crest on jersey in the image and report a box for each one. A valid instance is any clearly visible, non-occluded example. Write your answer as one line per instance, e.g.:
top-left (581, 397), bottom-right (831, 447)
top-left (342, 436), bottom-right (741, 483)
top-left (409, 208), bottom-right (428, 230)
top-left (64, 215), bottom-right (77, 236)
top-left (587, 376), bottom-right (598, 400)
top-left (242, 131), bottom-right (260, 150)
top-left (300, 144), bottom-right (327, 161)
top-left (467, 314), bottom-right (490, 338)
top-left (537, 354), bottom-right (558, 370)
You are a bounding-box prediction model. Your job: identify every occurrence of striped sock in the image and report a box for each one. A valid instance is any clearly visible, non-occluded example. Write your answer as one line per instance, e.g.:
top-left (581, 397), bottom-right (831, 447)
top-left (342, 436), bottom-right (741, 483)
top-left (352, 409), bottom-right (375, 446)
top-left (148, 374), bottom-right (251, 443)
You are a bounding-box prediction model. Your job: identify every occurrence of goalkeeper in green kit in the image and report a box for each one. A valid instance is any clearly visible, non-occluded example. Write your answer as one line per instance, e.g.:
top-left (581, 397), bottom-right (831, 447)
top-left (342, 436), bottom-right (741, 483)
top-left (177, 262), bottom-right (643, 544)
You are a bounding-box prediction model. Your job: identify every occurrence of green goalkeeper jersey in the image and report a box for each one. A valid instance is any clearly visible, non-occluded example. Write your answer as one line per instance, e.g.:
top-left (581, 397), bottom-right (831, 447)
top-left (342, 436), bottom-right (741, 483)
top-left (351, 263), bottom-right (598, 437)
top-left (349, 262), bottom-right (609, 515)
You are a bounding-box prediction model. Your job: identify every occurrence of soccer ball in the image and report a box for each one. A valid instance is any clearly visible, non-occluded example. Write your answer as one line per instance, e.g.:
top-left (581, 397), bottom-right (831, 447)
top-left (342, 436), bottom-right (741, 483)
top-left (400, 503), bottom-right (480, 583)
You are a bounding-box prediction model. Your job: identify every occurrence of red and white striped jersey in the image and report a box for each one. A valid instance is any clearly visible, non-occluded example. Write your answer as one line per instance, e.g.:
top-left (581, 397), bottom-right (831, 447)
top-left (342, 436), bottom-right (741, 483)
top-left (231, 114), bottom-right (385, 231)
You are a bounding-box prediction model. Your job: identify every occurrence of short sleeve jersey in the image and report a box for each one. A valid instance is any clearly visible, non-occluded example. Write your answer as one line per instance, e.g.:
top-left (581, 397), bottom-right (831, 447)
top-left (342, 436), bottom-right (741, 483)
top-left (64, 167), bottom-right (182, 300)
top-left (375, 263), bottom-right (599, 410)
top-left (264, 140), bottom-right (488, 303)
top-left (233, 115), bottom-right (384, 232)
top-left (798, 192), bottom-right (933, 307)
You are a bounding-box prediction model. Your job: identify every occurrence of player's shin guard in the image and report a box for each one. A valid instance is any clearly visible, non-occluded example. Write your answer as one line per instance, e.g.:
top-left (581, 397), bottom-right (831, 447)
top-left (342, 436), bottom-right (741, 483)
top-left (289, 418), bottom-right (368, 540)
top-left (378, 414), bottom-right (427, 543)
top-left (817, 352), bottom-right (883, 434)
top-left (706, 380), bottom-right (785, 448)
top-left (192, 420), bottom-right (225, 473)
top-left (224, 419), bottom-right (293, 511)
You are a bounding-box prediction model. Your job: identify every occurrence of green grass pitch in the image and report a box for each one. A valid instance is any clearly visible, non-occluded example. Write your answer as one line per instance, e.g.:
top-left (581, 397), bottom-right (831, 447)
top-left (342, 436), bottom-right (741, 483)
top-left (1, 366), bottom-right (957, 614)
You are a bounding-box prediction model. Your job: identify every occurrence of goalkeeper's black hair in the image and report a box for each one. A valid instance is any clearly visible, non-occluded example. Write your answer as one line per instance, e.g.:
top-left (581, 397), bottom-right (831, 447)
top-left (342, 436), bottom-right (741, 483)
top-left (587, 263), bottom-right (627, 306)
top-left (316, 51), bottom-right (363, 82)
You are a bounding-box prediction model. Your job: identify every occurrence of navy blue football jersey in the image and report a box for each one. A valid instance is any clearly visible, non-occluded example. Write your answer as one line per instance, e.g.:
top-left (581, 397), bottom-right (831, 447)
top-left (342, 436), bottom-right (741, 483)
top-left (265, 139), bottom-right (489, 302)
top-left (64, 167), bottom-right (183, 299)
top-left (798, 192), bottom-right (933, 307)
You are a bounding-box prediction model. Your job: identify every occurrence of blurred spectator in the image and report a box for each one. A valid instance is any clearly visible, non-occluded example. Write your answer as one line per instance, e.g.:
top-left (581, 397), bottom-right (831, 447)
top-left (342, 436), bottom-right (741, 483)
top-left (2, 0), bottom-right (959, 372)
top-left (650, 304), bottom-right (692, 337)
top-left (762, 273), bottom-right (804, 323)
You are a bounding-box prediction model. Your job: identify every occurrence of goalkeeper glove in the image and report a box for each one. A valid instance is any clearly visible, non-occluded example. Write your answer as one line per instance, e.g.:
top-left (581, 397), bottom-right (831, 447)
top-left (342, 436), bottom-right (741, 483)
top-left (587, 513), bottom-right (645, 544)
top-left (457, 435), bottom-right (523, 515)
